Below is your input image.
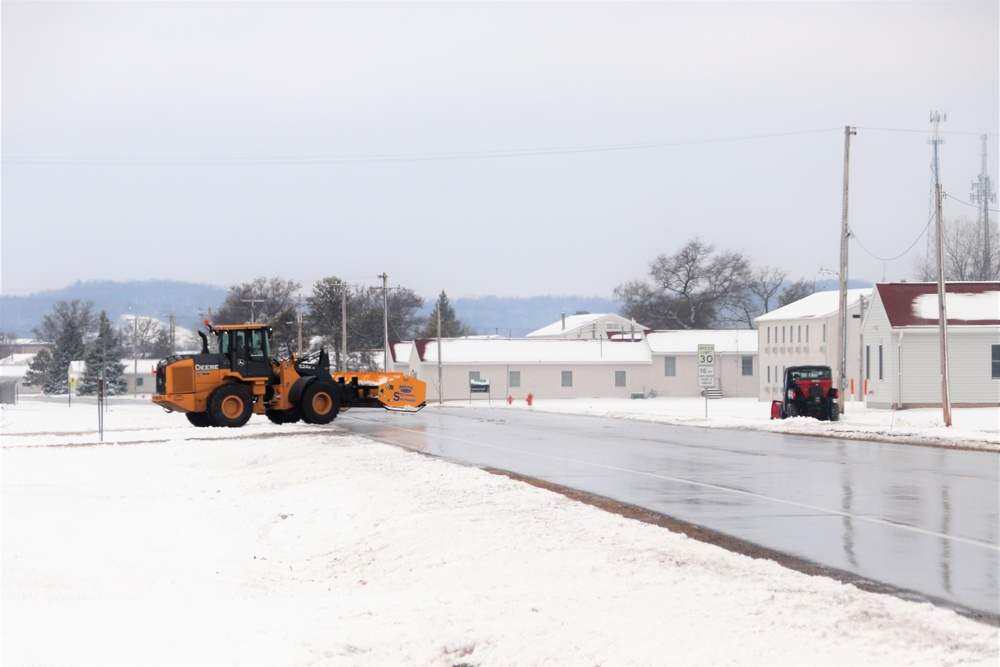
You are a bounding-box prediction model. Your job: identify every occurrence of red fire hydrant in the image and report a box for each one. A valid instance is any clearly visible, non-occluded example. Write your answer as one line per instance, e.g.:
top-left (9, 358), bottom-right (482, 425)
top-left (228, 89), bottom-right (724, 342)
top-left (526, 393), bottom-right (533, 406)
top-left (507, 395), bottom-right (513, 405)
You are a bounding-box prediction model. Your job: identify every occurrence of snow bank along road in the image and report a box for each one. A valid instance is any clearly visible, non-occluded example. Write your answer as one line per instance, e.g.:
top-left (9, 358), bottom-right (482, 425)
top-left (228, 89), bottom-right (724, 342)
top-left (2, 396), bottom-right (998, 666)
top-left (341, 406), bottom-right (1000, 620)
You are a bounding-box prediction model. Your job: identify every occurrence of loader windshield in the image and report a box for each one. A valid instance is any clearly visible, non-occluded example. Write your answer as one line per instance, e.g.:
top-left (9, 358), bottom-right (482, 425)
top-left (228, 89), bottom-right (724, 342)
top-left (216, 328), bottom-right (269, 361)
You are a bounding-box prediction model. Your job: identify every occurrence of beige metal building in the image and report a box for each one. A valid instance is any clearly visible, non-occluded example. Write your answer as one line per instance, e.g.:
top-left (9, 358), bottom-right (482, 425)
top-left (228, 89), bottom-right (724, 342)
top-left (755, 288), bottom-right (872, 402)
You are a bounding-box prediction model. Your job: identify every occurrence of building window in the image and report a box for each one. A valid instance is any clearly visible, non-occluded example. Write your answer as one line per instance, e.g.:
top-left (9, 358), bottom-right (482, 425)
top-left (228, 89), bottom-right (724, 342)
top-left (664, 356), bottom-right (676, 376)
top-left (469, 371), bottom-right (480, 382)
top-left (878, 345), bottom-right (884, 380)
top-left (782, 326), bottom-right (786, 344)
top-left (767, 365), bottom-right (771, 383)
top-left (741, 356), bottom-right (753, 376)
top-left (136, 377), bottom-right (144, 387)
top-left (822, 324), bottom-right (827, 342)
top-left (797, 325), bottom-right (801, 343)
top-left (865, 345), bottom-right (870, 380)
top-left (993, 345), bottom-right (1000, 379)
top-left (767, 327), bottom-right (771, 344)
top-left (615, 370), bottom-right (626, 387)
top-left (806, 326), bottom-right (809, 343)
top-left (509, 370), bottom-right (520, 388)
top-left (561, 370), bottom-right (573, 387)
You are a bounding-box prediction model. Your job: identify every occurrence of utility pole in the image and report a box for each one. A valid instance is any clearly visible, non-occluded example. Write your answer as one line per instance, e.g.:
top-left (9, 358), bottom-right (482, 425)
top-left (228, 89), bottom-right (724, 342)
top-left (132, 314), bottom-right (138, 399)
top-left (379, 272), bottom-right (389, 372)
top-left (241, 298), bottom-right (264, 324)
top-left (935, 183), bottom-right (953, 426)
top-left (296, 295), bottom-right (304, 354)
top-left (837, 125), bottom-right (856, 413)
top-left (168, 314), bottom-right (177, 355)
top-left (341, 287), bottom-right (348, 372)
top-left (437, 304), bottom-right (443, 404)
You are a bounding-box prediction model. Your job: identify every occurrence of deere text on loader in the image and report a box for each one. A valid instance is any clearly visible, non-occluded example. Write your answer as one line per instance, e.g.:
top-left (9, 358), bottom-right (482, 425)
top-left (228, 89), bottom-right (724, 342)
top-left (152, 322), bottom-right (426, 427)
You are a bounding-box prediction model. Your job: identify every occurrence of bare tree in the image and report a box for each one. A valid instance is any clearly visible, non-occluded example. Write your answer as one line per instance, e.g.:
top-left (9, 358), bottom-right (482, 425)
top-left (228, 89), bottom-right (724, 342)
top-left (777, 278), bottom-right (816, 308)
top-left (618, 238), bottom-right (752, 330)
top-left (913, 216), bottom-right (1000, 281)
top-left (118, 316), bottom-right (165, 359)
top-left (730, 266), bottom-right (788, 328)
top-left (0, 331), bottom-right (17, 360)
top-left (215, 277), bottom-right (301, 351)
top-left (32, 299), bottom-right (96, 344)
top-left (305, 277), bottom-right (424, 370)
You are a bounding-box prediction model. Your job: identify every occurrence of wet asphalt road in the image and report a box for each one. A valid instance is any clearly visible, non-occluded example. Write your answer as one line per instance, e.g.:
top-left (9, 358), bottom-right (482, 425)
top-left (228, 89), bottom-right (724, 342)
top-left (338, 407), bottom-right (1000, 618)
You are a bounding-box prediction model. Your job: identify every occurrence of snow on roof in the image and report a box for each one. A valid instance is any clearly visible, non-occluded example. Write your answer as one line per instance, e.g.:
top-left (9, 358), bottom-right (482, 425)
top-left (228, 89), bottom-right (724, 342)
top-left (876, 282), bottom-right (1000, 327)
top-left (414, 337), bottom-right (651, 364)
top-left (526, 313), bottom-right (642, 338)
top-left (644, 329), bottom-right (758, 354)
top-left (755, 288), bottom-right (872, 322)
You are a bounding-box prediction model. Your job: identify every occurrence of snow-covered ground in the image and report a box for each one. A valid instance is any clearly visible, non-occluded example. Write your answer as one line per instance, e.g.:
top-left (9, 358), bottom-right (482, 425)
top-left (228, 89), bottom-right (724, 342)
top-left (503, 396), bottom-right (999, 452)
top-left (2, 395), bottom-right (998, 666)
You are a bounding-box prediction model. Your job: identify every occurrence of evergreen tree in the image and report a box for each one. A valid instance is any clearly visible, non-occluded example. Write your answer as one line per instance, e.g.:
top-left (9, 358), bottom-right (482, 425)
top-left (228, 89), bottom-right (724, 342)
top-left (45, 320), bottom-right (85, 394)
top-left (24, 349), bottom-right (54, 389)
top-left (418, 291), bottom-right (474, 338)
top-left (79, 312), bottom-right (128, 396)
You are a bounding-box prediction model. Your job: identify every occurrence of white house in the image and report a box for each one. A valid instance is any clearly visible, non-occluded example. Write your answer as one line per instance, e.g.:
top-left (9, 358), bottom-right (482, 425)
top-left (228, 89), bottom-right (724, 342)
top-left (861, 282), bottom-right (1000, 409)
top-left (755, 288), bottom-right (872, 402)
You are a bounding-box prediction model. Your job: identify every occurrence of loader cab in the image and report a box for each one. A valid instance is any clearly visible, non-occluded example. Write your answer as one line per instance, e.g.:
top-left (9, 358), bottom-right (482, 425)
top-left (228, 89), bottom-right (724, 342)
top-left (214, 325), bottom-right (271, 379)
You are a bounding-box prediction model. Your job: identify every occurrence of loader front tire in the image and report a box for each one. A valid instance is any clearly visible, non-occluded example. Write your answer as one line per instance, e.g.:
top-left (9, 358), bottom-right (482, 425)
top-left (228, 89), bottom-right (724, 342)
top-left (301, 381), bottom-right (340, 425)
top-left (186, 412), bottom-right (215, 427)
top-left (208, 384), bottom-right (253, 428)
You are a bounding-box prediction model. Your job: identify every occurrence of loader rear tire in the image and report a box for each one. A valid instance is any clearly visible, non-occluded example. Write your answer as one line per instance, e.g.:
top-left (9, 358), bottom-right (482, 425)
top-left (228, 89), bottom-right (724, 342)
top-left (301, 381), bottom-right (340, 425)
top-left (208, 384), bottom-right (253, 428)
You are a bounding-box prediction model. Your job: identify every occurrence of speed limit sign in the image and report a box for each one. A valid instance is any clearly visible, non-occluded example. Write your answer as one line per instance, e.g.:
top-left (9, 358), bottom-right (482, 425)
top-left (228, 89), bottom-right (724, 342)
top-left (698, 344), bottom-right (715, 365)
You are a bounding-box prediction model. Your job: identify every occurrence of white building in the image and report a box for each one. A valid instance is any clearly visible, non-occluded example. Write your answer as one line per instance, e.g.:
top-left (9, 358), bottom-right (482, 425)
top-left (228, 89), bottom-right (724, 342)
top-left (644, 330), bottom-right (758, 398)
top-left (755, 288), bottom-right (872, 402)
top-left (861, 282), bottom-right (1000, 409)
top-left (398, 326), bottom-right (758, 402)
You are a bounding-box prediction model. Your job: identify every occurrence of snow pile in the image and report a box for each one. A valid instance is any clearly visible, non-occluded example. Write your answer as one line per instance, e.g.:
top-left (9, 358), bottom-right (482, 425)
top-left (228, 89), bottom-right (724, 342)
top-left (2, 397), bottom-right (998, 666)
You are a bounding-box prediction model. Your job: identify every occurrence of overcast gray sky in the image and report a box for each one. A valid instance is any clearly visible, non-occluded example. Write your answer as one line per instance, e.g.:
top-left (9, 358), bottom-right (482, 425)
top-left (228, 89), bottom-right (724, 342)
top-left (2, 1), bottom-right (997, 300)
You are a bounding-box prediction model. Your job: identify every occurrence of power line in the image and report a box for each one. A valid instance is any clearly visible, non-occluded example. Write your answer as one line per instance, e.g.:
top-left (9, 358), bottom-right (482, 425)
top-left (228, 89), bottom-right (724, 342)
top-left (1, 128), bottom-right (843, 166)
top-left (850, 211), bottom-right (934, 263)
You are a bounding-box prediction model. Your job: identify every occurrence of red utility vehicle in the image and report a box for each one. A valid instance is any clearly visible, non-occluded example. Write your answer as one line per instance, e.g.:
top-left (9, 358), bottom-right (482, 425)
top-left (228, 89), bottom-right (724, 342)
top-left (770, 365), bottom-right (840, 421)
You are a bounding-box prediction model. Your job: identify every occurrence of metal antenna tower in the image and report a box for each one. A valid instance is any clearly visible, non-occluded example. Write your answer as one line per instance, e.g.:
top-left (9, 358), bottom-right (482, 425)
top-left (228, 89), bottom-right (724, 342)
top-left (927, 111), bottom-right (946, 269)
top-left (970, 134), bottom-right (996, 279)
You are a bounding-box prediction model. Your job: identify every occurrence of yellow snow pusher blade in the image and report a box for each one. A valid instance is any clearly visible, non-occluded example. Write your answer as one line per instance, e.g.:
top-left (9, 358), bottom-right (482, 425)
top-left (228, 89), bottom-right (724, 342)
top-left (331, 372), bottom-right (427, 412)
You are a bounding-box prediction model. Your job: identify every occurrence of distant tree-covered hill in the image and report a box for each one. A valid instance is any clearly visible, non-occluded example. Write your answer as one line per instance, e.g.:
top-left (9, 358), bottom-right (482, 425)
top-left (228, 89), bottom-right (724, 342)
top-left (0, 280), bottom-right (622, 341)
top-left (0, 280), bottom-right (228, 339)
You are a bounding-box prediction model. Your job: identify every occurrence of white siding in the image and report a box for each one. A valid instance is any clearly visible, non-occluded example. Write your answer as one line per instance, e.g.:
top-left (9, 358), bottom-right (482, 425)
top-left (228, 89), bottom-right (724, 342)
top-left (862, 289), bottom-right (1000, 408)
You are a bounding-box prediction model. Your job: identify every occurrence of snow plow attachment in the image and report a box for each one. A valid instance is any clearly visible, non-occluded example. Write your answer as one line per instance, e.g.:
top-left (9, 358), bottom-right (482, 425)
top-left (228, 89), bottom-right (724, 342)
top-left (332, 372), bottom-right (427, 413)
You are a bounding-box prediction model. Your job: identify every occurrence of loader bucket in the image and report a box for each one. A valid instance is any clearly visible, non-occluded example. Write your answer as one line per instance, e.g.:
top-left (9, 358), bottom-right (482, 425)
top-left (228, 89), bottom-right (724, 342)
top-left (770, 400), bottom-right (784, 420)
